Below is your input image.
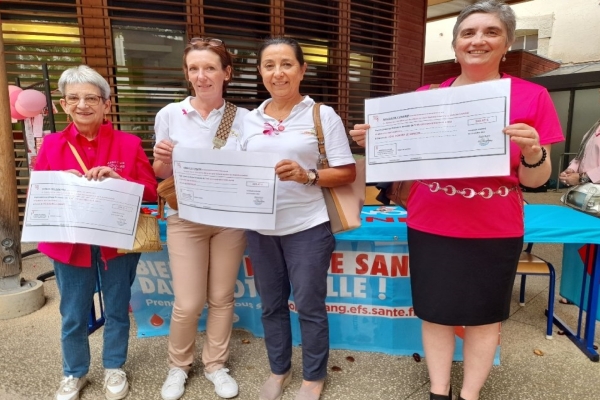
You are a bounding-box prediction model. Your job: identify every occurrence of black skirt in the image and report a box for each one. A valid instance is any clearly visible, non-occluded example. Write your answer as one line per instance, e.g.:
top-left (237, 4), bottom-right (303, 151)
top-left (408, 227), bottom-right (523, 326)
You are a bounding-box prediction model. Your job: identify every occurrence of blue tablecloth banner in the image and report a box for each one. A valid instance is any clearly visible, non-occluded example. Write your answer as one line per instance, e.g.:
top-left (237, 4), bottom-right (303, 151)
top-left (560, 243), bottom-right (600, 321)
top-left (133, 204), bottom-right (600, 363)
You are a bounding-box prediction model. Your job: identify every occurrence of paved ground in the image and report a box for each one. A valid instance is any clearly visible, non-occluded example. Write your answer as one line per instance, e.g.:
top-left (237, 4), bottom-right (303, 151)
top-left (1, 190), bottom-right (599, 400)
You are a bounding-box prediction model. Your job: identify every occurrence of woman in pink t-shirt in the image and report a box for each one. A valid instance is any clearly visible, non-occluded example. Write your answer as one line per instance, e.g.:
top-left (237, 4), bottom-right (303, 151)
top-left (350, 1), bottom-right (563, 400)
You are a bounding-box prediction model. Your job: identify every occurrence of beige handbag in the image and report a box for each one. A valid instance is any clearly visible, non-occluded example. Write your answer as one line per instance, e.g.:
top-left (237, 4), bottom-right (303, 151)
top-left (67, 142), bottom-right (162, 253)
top-left (385, 181), bottom-right (413, 209)
top-left (157, 101), bottom-right (237, 218)
top-left (118, 210), bottom-right (162, 253)
top-left (313, 103), bottom-right (365, 233)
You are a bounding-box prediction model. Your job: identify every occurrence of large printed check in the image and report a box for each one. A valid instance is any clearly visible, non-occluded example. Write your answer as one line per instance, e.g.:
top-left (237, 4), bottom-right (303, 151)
top-left (365, 79), bottom-right (511, 182)
top-left (173, 147), bottom-right (279, 230)
top-left (22, 171), bottom-right (144, 249)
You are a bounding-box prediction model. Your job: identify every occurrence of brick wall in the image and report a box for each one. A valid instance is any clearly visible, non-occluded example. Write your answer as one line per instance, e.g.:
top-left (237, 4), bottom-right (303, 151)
top-left (424, 49), bottom-right (560, 84)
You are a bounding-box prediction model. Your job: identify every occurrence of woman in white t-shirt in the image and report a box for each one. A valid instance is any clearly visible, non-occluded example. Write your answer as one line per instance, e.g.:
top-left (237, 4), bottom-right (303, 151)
top-left (153, 38), bottom-right (248, 400)
top-left (240, 37), bottom-right (355, 400)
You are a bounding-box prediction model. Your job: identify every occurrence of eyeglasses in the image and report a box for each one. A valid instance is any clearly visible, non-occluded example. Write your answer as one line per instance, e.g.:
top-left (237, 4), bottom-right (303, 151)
top-left (189, 37), bottom-right (224, 47)
top-left (64, 94), bottom-right (103, 106)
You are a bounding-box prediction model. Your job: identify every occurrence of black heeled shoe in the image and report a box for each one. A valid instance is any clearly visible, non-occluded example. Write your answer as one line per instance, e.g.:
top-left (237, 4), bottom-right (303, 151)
top-left (430, 387), bottom-right (452, 400)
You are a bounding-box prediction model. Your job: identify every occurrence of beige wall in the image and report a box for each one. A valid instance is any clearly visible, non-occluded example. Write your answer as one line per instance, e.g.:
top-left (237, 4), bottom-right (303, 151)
top-left (425, 0), bottom-right (600, 64)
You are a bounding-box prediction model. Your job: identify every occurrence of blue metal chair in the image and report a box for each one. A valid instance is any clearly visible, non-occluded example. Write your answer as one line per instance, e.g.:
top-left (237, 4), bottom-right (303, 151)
top-left (516, 243), bottom-right (556, 339)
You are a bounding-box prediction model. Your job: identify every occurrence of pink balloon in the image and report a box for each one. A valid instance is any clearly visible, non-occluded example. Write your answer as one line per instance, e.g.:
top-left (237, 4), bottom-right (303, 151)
top-left (9, 90), bottom-right (20, 107)
top-left (15, 101), bottom-right (41, 118)
top-left (8, 85), bottom-right (22, 96)
top-left (10, 104), bottom-right (26, 120)
top-left (15, 89), bottom-right (47, 113)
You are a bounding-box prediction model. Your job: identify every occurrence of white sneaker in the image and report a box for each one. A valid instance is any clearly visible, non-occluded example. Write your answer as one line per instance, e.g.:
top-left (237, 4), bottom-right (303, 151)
top-left (205, 368), bottom-right (238, 399)
top-left (56, 375), bottom-right (87, 400)
top-left (161, 367), bottom-right (188, 400)
top-left (104, 369), bottom-right (129, 400)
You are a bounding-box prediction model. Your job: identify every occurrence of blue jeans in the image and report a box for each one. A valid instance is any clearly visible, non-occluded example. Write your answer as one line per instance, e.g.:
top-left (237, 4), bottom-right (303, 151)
top-left (246, 222), bottom-right (335, 381)
top-left (53, 246), bottom-right (139, 377)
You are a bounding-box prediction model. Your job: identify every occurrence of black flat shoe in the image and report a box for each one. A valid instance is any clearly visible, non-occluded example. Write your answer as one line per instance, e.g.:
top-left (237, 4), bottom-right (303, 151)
top-left (430, 387), bottom-right (452, 400)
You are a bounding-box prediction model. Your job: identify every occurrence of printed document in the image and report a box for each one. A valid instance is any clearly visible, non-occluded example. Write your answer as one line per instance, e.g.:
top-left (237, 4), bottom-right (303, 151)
top-left (22, 171), bottom-right (144, 249)
top-left (364, 79), bottom-right (511, 182)
top-left (173, 147), bottom-right (278, 230)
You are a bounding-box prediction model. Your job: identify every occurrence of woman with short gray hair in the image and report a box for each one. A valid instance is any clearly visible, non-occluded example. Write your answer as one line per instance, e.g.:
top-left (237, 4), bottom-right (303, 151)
top-left (36, 64), bottom-right (157, 400)
top-left (451, 0), bottom-right (517, 47)
top-left (58, 65), bottom-right (111, 101)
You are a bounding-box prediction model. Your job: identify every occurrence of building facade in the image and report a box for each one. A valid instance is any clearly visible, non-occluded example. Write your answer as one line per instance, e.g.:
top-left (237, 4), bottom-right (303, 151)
top-left (1, 0), bottom-right (427, 219)
top-left (424, 0), bottom-right (600, 184)
top-left (425, 0), bottom-right (600, 64)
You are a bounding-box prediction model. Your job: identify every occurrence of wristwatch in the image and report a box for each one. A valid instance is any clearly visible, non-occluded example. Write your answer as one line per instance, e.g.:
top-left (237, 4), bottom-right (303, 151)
top-left (579, 173), bottom-right (591, 184)
top-left (304, 169), bottom-right (318, 186)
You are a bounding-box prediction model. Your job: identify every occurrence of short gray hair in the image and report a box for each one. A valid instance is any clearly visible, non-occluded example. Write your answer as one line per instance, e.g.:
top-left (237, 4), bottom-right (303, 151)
top-left (452, 0), bottom-right (517, 48)
top-left (57, 65), bottom-right (111, 100)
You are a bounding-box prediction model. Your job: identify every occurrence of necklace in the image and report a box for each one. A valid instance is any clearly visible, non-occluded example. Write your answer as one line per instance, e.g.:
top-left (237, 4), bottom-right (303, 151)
top-left (263, 119), bottom-right (285, 135)
top-left (264, 105), bottom-right (291, 134)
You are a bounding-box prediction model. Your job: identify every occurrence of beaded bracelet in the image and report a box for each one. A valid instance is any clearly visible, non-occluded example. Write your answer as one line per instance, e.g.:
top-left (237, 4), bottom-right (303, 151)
top-left (520, 147), bottom-right (547, 168)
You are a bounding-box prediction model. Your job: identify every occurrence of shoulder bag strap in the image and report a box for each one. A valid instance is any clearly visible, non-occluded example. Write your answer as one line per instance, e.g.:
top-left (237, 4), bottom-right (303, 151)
top-left (67, 142), bottom-right (89, 174)
top-left (313, 102), bottom-right (329, 169)
top-left (212, 101), bottom-right (238, 149)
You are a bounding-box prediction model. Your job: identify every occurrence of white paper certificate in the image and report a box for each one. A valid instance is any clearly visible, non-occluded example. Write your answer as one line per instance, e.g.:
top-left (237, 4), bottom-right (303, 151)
top-left (22, 171), bottom-right (144, 249)
top-left (173, 147), bottom-right (279, 230)
top-left (365, 79), bottom-right (511, 182)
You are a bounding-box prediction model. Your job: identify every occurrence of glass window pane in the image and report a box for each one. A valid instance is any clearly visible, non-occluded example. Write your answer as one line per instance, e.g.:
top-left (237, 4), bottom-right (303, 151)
top-left (223, 39), bottom-right (260, 110)
top-left (525, 34), bottom-right (538, 51)
top-left (349, 53), bottom-right (373, 130)
top-left (109, 0), bottom-right (186, 29)
top-left (548, 91), bottom-right (570, 177)
top-left (572, 89), bottom-right (600, 152)
top-left (112, 26), bottom-right (186, 139)
top-left (512, 36), bottom-right (524, 50)
top-left (2, 21), bottom-right (82, 82)
top-left (2, 20), bottom-right (82, 134)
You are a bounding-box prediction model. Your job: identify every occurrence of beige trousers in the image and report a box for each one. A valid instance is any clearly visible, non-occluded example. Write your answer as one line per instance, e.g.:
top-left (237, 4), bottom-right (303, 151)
top-left (166, 214), bottom-right (246, 373)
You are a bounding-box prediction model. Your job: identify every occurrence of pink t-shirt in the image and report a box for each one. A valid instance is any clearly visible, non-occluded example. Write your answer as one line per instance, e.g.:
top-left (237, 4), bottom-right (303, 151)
top-left (407, 74), bottom-right (564, 238)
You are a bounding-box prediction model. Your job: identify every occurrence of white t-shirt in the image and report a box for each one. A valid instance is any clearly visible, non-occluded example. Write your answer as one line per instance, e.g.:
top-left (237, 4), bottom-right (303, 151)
top-left (241, 96), bottom-right (355, 236)
top-left (154, 96), bottom-right (249, 216)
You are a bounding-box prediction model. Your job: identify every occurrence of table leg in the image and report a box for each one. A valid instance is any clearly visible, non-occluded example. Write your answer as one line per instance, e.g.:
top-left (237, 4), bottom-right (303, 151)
top-left (548, 311), bottom-right (599, 361)
top-left (549, 244), bottom-right (600, 362)
top-left (583, 244), bottom-right (600, 359)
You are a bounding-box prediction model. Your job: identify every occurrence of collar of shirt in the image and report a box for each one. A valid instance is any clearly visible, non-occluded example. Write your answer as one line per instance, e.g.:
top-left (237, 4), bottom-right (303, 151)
top-left (257, 95), bottom-right (313, 121)
top-left (76, 133), bottom-right (99, 167)
top-left (181, 96), bottom-right (226, 121)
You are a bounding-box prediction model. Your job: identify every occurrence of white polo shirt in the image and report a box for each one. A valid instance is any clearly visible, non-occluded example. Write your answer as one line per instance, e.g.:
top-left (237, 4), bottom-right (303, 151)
top-left (241, 96), bottom-right (355, 236)
top-left (155, 96), bottom-right (248, 216)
